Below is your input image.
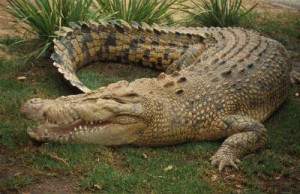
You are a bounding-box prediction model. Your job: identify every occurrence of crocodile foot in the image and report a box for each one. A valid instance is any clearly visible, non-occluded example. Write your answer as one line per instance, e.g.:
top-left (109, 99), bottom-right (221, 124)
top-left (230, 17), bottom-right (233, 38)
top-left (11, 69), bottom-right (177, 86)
top-left (210, 152), bottom-right (241, 172)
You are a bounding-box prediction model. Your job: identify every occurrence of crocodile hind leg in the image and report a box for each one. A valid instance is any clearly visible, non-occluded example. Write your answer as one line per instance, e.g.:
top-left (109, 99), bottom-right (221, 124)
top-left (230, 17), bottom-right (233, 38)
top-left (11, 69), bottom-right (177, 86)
top-left (210, 115), bottom-right (268, 172)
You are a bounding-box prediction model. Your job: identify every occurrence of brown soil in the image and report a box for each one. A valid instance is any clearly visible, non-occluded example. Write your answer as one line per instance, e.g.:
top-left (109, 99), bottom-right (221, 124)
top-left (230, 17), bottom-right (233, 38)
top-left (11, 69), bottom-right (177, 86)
top-left (0, 143), bottom-right (78, 193)
top-left (21, 175), bottom-right (78, 193)
top-left (0, 0), bottom-right (24, 37)
top-left (0, 0), bottom-right (32, 59)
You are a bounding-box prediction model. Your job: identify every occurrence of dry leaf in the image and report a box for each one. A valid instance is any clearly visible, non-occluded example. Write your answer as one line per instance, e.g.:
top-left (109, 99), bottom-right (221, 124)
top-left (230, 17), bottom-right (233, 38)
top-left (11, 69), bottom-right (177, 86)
top-left (14, 172), bottom-right (23, 176)
top-left (211, 174), bottom-right (218, 181)
top-left (236, 184), bottom-right (242, 189)
top-left (93, 184), bottom-right (102, 190)
top-left (17, 76), bottom-right (27, 81)
top-left (164, 165), bottom-right (173, 171)
top-left (142, 153), bottom-right (148, 159)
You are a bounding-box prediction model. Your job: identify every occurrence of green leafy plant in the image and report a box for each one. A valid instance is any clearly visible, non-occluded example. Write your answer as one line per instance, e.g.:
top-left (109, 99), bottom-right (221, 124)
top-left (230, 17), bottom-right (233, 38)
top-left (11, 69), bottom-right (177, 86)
top-left (183, 0), bottom-right (257, 27)
top-left (94, 0), bottom-right (186, 25)
top-left (0, 0), bottom-right (106, 58)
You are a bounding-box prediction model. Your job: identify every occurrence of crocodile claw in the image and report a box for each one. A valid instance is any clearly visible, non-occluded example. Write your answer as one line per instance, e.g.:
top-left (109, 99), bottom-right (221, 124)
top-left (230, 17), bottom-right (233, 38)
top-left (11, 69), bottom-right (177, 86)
top-left (210, 154), bottom-right (241, 172)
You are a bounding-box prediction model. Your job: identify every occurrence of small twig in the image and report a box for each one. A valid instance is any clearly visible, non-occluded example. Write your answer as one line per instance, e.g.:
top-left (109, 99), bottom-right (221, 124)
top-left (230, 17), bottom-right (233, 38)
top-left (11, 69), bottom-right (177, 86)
top-left (47, 152), bottom-right (70, 167)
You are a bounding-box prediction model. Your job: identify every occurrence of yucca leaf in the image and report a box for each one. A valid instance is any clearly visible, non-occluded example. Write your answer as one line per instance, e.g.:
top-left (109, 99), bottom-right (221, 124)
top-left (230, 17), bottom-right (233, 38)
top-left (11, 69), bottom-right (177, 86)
top-left (184, 0), bottom-right (257, 27)
top-left (0, 0), bottom-right (109, 59)
top-left (94, 0), bottom-right (184, 25)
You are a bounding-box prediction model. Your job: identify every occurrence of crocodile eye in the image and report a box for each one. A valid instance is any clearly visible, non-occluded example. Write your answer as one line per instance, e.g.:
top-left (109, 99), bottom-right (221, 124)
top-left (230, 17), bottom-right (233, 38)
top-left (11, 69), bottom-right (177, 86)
top-left (124, 92), bottom-right (139, 97)
top-left (30, 98), bottom-right (42, 103)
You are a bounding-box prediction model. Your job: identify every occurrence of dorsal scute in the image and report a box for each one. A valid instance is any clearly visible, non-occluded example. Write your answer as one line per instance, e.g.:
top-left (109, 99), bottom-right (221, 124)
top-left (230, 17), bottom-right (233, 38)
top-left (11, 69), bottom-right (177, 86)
top-left (79, 22), bottom-right (91, 33)
top-left (119, 19), bottom-right (132, 31)
top-left (131, 21), bottom-right (140, 30)
top-left (69, 22), bottom-right (81, 30)
top-left (141, 22), bottom-right (153, 32)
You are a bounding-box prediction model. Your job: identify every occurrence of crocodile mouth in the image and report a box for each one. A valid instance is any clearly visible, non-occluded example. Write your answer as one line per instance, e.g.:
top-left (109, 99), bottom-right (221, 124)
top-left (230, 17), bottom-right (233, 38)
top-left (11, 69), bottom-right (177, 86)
top-left (27, 119), bottom-right (112, 143)
top-left (22, 93), bottom-right (146, 144)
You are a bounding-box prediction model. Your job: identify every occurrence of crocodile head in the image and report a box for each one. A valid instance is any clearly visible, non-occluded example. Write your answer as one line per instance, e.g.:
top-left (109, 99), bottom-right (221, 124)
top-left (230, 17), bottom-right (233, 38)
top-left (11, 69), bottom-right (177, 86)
top-left (20, 80), bottom-right (159, 145)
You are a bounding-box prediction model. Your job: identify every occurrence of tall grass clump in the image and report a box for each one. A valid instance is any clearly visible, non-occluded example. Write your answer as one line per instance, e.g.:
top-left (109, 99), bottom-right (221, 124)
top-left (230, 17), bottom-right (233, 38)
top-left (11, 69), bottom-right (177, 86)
top-left (94, 0), bottom-right (186, 25)
top-left (0, 0), bottom-right (105, 58)
top-left (184, 0), bottom-right (257, 27)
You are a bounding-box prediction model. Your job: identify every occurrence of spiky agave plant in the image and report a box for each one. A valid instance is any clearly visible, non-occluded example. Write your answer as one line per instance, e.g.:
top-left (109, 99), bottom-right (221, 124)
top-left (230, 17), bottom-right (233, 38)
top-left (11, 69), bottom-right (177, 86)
top-left (0, 0), bottom-right (105, 58)
top-left (94, 0), bottom-right (186, 25)
top-left (183, 0), bottom-right (257, 27)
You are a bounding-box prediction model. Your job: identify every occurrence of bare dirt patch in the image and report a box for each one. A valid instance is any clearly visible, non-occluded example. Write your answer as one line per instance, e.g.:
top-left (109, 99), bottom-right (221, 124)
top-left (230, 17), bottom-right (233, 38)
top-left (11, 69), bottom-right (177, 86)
top-left (0, 144), bottom-right (78, 193)
top-left (20, 175), bottom-right (78, 193)
top-left (263, 0), bottom-right (300, 9)
top-left (0, 0), bottom-right (24, 37)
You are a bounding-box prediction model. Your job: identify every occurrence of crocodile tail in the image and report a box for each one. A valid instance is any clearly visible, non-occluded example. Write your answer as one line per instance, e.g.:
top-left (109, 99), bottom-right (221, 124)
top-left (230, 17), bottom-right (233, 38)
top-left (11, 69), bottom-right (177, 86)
top-left (51, 20), bottom-right (114, 93)
top-left (51, 20), bottom-right (208, 93)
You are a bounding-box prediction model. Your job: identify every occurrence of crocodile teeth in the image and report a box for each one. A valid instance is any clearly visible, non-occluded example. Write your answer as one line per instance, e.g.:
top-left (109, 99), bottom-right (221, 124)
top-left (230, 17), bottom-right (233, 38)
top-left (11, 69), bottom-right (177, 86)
top-left (74, 127), bottom-right (78, 131)
top-left (91, 121), bottom-right (93, 125)
top-left (79, 126), bottom-right (83, 130)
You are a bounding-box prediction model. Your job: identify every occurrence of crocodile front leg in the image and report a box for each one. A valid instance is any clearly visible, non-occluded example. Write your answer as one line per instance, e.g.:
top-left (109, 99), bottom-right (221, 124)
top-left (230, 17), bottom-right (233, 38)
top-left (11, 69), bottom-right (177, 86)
top-left (211, 115), bottom-right (268, 172)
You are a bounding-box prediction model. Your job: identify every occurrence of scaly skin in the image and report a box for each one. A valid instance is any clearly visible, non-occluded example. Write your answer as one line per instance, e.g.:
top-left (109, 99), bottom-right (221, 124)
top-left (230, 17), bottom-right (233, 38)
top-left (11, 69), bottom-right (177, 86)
top-left (21, 21), bottom-right (291, 171)
top-left (52, 21), bottom-right (209, 92)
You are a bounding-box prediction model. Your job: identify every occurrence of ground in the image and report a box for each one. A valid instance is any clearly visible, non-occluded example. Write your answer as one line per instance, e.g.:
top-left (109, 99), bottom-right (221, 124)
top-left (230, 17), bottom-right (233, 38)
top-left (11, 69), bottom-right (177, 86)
top-left (0, 0), bottom-right (300, 193)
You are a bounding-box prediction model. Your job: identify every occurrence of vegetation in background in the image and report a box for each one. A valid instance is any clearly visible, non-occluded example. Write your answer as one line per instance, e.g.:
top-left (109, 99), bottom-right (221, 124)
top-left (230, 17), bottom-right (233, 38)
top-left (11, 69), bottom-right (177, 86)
top-left (94, 0), bottom-right (185, 25)
top-left (0, 0), bottom-right (105, 59)
top-left (0, 0), bottom-right (186, 59)
top-left (241, 11), bottom-right (300, 52)
top-left (183, 0), bottom-right (257, 27)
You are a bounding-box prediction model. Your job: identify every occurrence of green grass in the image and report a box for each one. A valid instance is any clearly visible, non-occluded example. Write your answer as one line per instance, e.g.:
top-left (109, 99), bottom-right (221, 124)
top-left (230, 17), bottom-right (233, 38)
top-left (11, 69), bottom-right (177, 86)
top-left (78, 63), bottom-right (159, 90)
top-left (0, 9), bottom-right (300, 194)
top-left (241, 11), bottom-right (300, 52)
top-left (94, 0), bottom-right (185, 25)
top-left (184, 0), bottom-right (257, 27)
top-left (0, 175), bottom-right (32, 191)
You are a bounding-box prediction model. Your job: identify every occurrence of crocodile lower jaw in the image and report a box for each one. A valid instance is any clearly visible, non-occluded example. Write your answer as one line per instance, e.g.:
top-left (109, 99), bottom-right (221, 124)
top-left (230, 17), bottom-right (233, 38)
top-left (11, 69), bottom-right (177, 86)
top-left (27, 119), bottom-right (111, 142)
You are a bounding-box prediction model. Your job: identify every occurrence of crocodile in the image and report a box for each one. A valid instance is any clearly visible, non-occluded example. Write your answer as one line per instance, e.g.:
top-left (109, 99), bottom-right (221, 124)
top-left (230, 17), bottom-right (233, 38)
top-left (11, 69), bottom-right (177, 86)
top-left (21, 21), bottom-right (291, 171)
